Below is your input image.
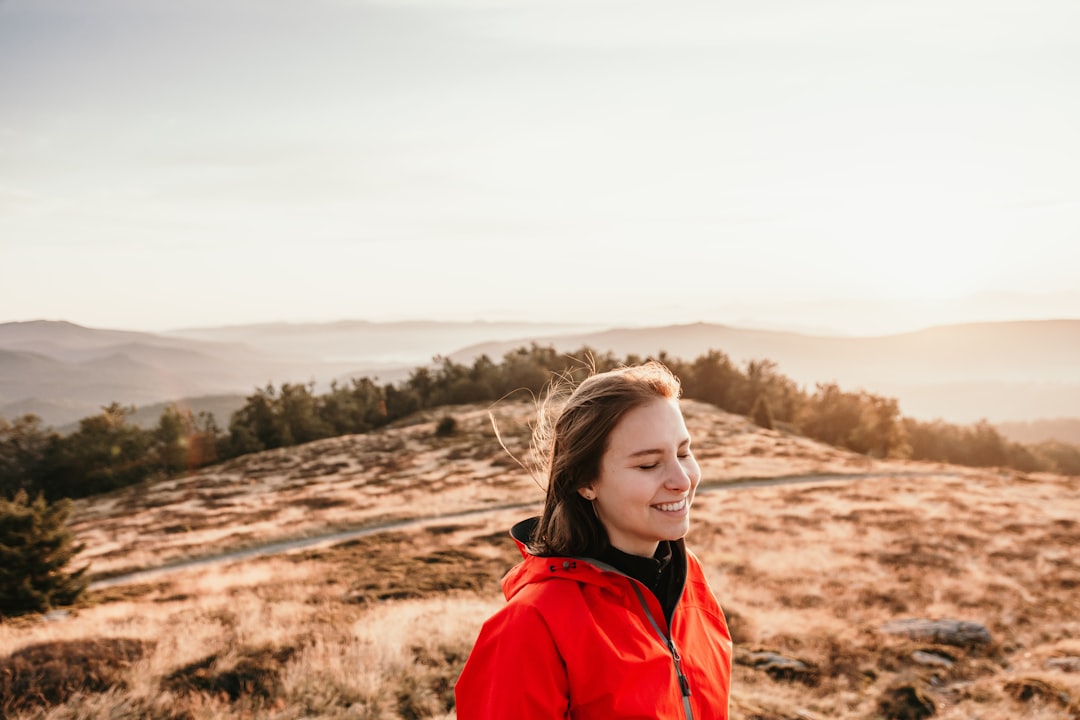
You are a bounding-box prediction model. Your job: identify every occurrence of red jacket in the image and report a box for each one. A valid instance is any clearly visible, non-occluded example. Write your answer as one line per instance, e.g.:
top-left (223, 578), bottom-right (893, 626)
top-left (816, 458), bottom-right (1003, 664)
top-left (455, 521), bottom-right (732, 719)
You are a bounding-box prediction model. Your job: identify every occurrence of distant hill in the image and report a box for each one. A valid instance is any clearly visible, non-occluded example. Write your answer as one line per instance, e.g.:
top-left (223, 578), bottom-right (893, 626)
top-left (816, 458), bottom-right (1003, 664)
top-left (3, 318), bottom-right (1078, 428)
top-left (164, 319), bottom-right (604, 364)
top-left (0, 320), bottom-right (347, 427)
top-left (0, 319), bottom-right (604, 428)
top-left (996, 418), bottom-right (1080, 445)
top-left (446, 319), bottom-right (1080, 424)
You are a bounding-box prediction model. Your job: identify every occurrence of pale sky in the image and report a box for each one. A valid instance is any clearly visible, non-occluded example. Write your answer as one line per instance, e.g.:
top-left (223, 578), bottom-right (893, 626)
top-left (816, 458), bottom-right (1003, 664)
top-left (2, 0), bottom-right (1079, 336)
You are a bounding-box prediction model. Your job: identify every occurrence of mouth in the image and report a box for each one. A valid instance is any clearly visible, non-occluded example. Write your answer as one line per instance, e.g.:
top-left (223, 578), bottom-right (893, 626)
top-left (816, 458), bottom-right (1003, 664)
top-left (652, 497), bottom-right (689, 513)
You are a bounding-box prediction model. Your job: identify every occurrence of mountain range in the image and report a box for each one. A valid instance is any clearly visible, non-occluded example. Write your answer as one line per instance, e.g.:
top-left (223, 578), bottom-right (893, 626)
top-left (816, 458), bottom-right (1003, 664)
top-left (2, 318), bottom-right (1078, 434)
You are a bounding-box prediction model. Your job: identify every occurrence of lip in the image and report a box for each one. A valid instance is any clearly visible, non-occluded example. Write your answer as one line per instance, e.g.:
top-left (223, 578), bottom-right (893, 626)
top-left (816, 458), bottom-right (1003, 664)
top-left (652, 497), bottom-right (689, 513)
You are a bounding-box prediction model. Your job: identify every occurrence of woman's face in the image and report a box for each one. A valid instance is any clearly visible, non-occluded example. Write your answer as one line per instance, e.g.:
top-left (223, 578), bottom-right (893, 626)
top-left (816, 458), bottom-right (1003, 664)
top-left (581, 398), bottom-right (701, 557)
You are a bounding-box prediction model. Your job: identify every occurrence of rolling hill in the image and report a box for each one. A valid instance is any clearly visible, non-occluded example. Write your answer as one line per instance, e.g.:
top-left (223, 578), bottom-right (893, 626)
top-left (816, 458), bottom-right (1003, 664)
top-left (447, 319), bottom-right (1080, 423)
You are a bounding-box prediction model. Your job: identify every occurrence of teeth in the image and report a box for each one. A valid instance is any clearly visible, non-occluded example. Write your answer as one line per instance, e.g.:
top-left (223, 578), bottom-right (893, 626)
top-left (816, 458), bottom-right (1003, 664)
top-left (654, 498), bottom-right (687, 512)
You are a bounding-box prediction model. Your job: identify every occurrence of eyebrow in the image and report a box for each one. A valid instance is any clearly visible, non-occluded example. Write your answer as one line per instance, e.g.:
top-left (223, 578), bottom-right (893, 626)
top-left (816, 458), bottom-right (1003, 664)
top-left (628, 448), bottom-right (663, 458)
top-left (627, 439), bottom-right (692, 458)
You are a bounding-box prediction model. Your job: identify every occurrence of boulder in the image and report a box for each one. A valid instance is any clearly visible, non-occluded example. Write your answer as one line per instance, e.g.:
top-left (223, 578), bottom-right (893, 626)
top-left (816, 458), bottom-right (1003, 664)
top-left (911, 650), bottom-right (954, 669)
top-left (1046, 656), bottom-right (1080, 673)
top-left (737, 650), bottom-right (819, 685)
top-left (880, 618), bottom-right (992, 648)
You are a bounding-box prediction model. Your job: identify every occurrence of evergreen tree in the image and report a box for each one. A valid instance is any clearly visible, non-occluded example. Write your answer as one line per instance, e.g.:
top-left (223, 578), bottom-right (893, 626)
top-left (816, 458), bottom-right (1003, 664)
top-left (0, 415), bottom-right (56, 498)
top-left (278, 382), bottom-right (329, 445)
top-left (36, 403), bottom-right (152, 499)
top-left (153, 404), bottom-right (193, 475)
top-left (151, 406), bottom-right (220, 475)
top-left (683, 350), bottom-right (743, 413)
top-left (227, 385), bottom-right (283, 454)
top-left (749, 394), bottom-right (775, 430)
top-left (0, 490), bottom-right (88, 617)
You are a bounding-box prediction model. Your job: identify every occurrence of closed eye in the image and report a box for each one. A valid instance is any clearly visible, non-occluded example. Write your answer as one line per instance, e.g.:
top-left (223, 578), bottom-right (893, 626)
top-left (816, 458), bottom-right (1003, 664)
top-left (637, 463), bottom-right (659, 470)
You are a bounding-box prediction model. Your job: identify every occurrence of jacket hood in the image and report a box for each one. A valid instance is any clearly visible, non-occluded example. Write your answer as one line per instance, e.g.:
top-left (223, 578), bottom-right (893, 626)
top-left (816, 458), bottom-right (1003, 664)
top-left (501, 517), bottom-right (620, 601)
top-left (509, 516), bottom-right (541, 555)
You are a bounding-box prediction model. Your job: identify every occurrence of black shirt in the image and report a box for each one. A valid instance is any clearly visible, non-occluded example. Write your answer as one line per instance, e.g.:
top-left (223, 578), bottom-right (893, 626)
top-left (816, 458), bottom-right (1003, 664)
top-left (597, 540), bottom-right (685, 627)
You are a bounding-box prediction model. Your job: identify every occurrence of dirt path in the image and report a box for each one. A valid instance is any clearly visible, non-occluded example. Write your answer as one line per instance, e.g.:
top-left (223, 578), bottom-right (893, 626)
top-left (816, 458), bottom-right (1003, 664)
top-left (89, 470), bottom-right (948, 589)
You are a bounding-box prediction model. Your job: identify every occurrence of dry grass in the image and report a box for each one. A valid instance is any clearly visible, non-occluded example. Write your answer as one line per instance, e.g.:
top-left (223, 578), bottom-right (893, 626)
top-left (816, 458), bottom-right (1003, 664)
top-left (1, 518), bottom-right (517, 719)
top-left (687, 469), bottom-right (1080, 719)
top-left (67, 402), bottom-right (542, 580)
top-left (1, 400), bottom-right (1077, 719)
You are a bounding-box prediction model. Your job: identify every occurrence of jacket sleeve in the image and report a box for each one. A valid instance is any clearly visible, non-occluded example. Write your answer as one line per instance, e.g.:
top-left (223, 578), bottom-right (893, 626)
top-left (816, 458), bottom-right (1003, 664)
top-left (455, 599), bottom-right (570, 719)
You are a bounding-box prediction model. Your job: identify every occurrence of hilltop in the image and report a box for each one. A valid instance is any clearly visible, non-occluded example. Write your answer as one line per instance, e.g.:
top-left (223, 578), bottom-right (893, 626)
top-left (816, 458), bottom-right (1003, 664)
top-left (69, 398), bottom-right (891, 581)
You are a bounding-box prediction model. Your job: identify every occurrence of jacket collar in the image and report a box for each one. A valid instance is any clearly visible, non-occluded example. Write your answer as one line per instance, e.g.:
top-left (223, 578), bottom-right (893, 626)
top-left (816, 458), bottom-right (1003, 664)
top-left (502, 516), bottom-right (687, 605)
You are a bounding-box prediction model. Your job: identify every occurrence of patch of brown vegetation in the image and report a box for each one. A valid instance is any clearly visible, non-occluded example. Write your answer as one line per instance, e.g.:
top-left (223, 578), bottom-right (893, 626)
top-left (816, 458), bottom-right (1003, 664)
top-left (1003, 675), bottom-right (1080, 717)
top-left (294, 529), bottom-right (519, 604)
top-left (162, 644), bottom-right (296, 702)
top-left (0, 637), bottom-right (154, 714)
top-left (877, 680), bottom-right (936, 720)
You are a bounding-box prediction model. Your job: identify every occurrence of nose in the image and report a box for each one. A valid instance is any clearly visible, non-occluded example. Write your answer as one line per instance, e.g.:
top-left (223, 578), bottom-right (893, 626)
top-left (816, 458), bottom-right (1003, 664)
top-left (665, 460), bottom-right (693, 491)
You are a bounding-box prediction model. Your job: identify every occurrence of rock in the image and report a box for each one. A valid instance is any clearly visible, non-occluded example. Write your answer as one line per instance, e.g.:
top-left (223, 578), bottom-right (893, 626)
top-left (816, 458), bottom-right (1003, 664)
top-left (737, 651), bottom-right (819, 685)
top-left (880, 618), bottom-right (992, 648)
top-left (1046, 656), bottom-right (1080, 673)
top-left (911, 650), bottom-right (954, 669)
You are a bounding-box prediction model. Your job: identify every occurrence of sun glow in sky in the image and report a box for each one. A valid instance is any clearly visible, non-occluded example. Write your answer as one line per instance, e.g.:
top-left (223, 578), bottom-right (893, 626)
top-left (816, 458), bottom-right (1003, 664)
top-left (2, 0), bottom-right (1079, 335)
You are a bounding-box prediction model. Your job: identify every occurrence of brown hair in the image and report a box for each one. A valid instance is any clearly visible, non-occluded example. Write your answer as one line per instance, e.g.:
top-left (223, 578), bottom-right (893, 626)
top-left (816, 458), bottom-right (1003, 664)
top-left (528, 360), bottom-right (682, 556)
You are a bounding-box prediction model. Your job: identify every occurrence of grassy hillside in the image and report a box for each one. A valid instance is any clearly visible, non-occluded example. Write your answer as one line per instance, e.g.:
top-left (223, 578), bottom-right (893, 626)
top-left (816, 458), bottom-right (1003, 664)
top-left (1, 401), bottom-right (1077, 719)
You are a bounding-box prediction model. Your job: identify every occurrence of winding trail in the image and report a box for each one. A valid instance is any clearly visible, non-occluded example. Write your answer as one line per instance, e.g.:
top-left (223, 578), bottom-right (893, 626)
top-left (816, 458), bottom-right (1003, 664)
top-left (90, 470), bottom-right (951, 590)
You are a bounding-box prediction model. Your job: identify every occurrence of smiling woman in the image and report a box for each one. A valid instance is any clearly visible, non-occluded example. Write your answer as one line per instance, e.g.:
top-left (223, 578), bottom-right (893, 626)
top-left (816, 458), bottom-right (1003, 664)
top-left (583, 397), bottom-right (700, 557)
top-left (455, 361), bottom-right (732, 719)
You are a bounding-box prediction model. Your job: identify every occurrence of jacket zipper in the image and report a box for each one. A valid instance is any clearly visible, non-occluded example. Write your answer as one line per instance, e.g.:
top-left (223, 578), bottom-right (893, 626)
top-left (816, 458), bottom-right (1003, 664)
top-left (574, 554), bottom-right (696, 719)
top-left (670, 640), bottom-right (692, 697)
top-left (630, 582), bottom-right (695, 720)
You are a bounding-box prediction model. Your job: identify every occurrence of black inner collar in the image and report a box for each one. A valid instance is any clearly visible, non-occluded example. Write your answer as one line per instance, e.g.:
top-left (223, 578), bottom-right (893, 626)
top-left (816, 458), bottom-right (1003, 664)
top-left (598, 541), bottom-right (673, 593)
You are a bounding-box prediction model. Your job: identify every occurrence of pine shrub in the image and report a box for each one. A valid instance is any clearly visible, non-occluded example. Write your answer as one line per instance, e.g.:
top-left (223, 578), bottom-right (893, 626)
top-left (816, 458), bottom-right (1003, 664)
top-left (0, 490), bottom-right (89, 617)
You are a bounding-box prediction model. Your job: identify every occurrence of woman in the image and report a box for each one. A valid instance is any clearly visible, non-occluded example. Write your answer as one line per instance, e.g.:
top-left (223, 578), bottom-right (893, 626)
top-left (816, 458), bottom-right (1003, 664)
top-left (455, 361), bottom-right (732, 719)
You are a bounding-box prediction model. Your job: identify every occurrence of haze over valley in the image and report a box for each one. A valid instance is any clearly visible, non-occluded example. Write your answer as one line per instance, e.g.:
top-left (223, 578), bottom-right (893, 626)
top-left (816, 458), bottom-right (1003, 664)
top-left (2, 317), bottom-right (1078, 437)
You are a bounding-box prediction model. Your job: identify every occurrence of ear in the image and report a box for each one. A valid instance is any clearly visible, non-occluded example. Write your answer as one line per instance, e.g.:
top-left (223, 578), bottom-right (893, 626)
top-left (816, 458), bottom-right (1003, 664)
top-left (578, 486), bottom-right (596, 501)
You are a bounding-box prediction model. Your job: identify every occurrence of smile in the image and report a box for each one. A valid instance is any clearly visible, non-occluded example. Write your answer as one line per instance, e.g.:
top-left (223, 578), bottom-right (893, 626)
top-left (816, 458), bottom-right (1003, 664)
top-left (653, 498), bottom-right (688, 513)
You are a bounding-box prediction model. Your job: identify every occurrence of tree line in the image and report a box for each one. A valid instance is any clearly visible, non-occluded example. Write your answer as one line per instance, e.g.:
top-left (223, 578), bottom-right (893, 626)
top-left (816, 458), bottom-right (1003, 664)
top-left (2, 343), bottom-right (1078, 504)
